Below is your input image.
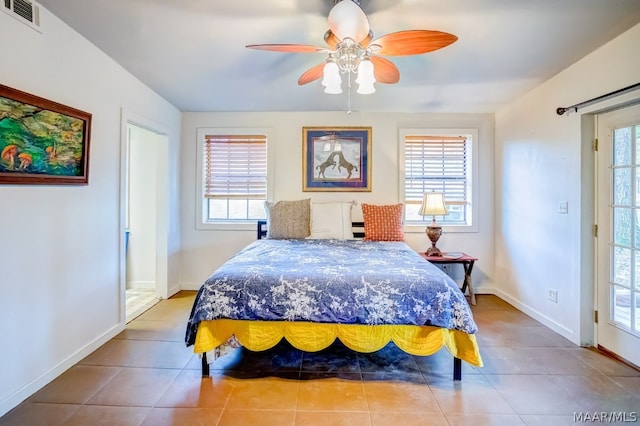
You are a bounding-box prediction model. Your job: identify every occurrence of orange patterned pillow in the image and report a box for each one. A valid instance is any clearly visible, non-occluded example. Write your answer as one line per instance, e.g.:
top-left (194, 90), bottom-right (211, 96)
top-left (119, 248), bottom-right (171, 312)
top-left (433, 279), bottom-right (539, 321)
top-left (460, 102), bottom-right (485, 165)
top-left (361, 203), bottom-right (405, 241)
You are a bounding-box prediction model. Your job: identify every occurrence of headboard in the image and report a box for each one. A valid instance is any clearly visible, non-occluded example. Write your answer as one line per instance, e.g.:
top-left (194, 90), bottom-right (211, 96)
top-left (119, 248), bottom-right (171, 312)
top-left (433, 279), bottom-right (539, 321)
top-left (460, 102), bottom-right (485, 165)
top-left (257, 220), bottom-right (364, 240)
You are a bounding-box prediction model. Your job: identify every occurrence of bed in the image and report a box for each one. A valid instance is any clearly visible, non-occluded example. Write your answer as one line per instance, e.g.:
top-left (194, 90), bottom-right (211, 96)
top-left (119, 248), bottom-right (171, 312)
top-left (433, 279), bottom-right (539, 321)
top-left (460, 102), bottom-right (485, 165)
top-left (185, 205), bottom-right (482, 380)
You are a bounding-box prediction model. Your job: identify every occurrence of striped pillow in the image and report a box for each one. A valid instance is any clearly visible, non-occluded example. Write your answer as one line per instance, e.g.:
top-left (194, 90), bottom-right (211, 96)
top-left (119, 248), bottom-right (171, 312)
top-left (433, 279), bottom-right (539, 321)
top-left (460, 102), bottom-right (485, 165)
top-left (361, 203), bottom-right (405, 241)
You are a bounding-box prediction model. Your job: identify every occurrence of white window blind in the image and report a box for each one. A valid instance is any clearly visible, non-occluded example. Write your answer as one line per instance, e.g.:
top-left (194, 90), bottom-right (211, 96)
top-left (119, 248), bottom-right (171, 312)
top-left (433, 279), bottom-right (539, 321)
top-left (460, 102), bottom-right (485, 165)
top-left (203, 134), bottom-right (267, 200)
top-left (404, 135), bottom-right (470, 223)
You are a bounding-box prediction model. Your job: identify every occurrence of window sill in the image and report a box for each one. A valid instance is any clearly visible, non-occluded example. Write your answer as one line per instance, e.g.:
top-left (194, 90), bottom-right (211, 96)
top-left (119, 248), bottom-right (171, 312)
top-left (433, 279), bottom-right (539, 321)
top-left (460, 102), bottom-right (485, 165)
top-left (196, 221), bottom-right (262, 231)
top-left (404, 224), bottom-right (478, 234)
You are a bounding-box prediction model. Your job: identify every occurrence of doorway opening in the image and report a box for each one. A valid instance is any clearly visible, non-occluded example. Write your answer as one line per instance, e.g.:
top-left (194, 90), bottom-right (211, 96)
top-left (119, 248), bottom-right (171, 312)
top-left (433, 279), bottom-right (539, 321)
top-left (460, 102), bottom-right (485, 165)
top-left (121, 117), bottom-right (170, 323)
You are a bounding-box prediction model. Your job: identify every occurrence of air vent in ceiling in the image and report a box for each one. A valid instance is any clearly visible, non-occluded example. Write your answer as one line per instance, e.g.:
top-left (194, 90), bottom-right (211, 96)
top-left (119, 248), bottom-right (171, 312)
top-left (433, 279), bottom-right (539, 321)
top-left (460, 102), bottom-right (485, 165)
top-left (2, 0), bottom-right (41, 32)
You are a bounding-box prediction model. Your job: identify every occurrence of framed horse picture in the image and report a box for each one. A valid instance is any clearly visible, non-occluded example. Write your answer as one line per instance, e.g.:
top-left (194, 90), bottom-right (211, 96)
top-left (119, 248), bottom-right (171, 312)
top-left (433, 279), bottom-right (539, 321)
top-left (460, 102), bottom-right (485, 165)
top-left (302, 126), bottom-right (371, 192)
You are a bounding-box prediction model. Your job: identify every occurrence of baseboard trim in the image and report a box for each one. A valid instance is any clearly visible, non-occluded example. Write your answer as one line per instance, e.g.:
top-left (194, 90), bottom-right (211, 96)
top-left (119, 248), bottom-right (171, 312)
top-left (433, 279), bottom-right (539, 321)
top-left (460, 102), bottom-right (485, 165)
top-left (493, 288), bottom-right (577, 345)
top-left (180, 281), bottom-right (203, 291)
top-left (0, 323), bottom-right (125, 417)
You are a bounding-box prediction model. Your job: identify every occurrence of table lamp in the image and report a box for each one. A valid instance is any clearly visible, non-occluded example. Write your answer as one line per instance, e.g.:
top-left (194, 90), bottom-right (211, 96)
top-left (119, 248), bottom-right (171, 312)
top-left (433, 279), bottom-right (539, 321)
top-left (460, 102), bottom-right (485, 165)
top-left (419, 192), bottom-right (448, 256)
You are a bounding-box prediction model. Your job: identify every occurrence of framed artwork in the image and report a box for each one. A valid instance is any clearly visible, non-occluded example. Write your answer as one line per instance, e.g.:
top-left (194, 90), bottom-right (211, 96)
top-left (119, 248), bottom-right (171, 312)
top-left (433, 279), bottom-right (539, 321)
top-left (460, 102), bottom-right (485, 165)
top-left (0, 84), bottom-right (92, 185)
top-left (302, 126), bottom-right (371, 192)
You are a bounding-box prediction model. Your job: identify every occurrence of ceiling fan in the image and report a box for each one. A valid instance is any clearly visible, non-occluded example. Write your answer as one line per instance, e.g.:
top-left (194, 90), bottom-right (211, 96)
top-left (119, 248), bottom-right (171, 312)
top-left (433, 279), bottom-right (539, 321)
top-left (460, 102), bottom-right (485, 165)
top-left (246, 0), bottom-right (458, 95)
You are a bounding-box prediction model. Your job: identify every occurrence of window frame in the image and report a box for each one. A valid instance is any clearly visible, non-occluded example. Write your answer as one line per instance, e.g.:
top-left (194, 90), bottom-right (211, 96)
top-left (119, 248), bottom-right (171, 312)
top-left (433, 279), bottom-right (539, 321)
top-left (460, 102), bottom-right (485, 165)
top-left (398, 128), bottom-right (479, 233)
top-left (196, 127), bottom-right (274, 230)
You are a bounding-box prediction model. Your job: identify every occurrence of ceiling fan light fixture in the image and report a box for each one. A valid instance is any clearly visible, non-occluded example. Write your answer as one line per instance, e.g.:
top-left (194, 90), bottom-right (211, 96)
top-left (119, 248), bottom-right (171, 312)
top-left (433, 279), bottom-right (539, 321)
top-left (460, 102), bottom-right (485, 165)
top-left (355, 58), bottom-right (376, 94)
top-left (245, 0), bottom-right (458, 100)
top-left (322, 61), bottom-right (342, 94)
top-left (328, 0), bottom-right (370, 43)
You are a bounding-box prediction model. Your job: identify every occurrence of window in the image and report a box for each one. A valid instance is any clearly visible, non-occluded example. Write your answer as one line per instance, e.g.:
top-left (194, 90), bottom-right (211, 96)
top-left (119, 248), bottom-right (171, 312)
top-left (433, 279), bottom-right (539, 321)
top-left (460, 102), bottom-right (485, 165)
top-left (196, 128), bottom-right (271, 229)
top-left (400, 129), bottom-right (477, 231)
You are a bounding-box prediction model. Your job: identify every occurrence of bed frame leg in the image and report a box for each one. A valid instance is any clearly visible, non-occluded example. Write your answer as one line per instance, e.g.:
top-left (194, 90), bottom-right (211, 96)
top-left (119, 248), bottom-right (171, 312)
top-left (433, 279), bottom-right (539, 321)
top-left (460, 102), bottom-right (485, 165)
top-left (201, 352), bottom-right (210, 377)
top-left (453, 357), bottom-right (462, 381)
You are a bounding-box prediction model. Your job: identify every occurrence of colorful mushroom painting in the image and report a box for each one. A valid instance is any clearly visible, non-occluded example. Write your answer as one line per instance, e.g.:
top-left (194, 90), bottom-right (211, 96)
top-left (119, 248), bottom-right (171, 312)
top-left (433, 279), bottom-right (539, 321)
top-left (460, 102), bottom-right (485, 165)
top-left (0, 84), bottom-right (91, 185)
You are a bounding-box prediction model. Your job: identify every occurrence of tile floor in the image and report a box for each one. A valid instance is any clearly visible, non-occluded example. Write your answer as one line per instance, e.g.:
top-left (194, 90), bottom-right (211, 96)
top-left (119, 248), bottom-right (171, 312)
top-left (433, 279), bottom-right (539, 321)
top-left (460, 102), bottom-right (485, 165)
top-left (2, 293), bottom-right (639, 426)
top-left (126, 288), bottom-right (159, 324)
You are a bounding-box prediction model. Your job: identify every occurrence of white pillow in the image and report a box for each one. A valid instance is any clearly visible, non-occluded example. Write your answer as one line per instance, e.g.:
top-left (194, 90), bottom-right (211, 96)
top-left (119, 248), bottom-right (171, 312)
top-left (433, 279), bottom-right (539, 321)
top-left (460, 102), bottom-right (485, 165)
top-left (309, 201), bottom-right (355, 239)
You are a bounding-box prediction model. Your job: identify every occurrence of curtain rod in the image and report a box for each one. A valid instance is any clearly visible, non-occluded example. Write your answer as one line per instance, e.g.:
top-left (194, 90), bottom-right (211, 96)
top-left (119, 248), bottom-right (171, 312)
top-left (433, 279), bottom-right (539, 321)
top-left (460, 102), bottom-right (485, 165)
top-left (556, 82), bottom-right (640, 116)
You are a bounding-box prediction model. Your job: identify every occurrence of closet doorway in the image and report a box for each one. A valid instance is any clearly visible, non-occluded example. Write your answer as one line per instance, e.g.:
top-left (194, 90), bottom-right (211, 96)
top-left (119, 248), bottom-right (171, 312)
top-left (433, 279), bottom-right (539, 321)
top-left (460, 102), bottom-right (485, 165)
top-left (122, 118), bottom-right (169, 323)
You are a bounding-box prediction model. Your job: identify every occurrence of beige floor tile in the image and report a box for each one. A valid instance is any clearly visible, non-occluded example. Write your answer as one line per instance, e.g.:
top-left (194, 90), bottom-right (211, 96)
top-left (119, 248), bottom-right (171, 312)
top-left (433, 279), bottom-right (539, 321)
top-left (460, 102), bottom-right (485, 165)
top-left (224, 377), bottom-right (299, 411)
top-left (30, 365), bottom-right (122, 404)
top-left (64, 405), bottom-right (151, 426)
top-left (548, 374), bottom-right (640, 412)
top-left (479, 346), bottom-right (599, 375)
top-left (363, 377), bottom-right (442, 413)
top-left (78, 339), bottom-right (143, 367)
top-left (485, 374), bottom-right (584, 415)
top-left (217, 409), bottom-right (296, 426)
top-left (445, 413), bottom-right (526, 426)
top-left (297, 377), bottom-right (368, 412)
top-left (429, 374), bottom-right (515, 414)
top-left (0, 403), bottom-right (80, 426)
top-left (370, 411), bottom-right (449, 426)
top-left (116, 318), bottom-right (186, 341)
top-left (562, 347), bottom-right (640, 377)
top-left (87, 367), bottom-right (181, 407)
top-left (154, 369), bottom-right (236, 408)
top-left (140, 407), bottom-right (223, 426)
top-left (126, 340), bottom-right (194, 369)
top-left (519, 414), bottom-right (586, 426)
top-left (297, 411), bottom-right (372, 426)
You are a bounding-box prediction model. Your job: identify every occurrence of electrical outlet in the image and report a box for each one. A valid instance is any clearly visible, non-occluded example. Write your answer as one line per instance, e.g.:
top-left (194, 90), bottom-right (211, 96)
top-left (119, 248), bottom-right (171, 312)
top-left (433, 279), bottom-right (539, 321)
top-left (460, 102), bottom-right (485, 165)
top-left (548, 289), bottom-right (558, 303)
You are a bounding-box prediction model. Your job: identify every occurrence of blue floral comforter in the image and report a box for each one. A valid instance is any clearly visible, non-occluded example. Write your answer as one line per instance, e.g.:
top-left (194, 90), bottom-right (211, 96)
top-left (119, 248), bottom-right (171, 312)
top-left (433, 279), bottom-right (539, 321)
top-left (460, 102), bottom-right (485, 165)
top-left (186, 239), bottom-right (477, 346)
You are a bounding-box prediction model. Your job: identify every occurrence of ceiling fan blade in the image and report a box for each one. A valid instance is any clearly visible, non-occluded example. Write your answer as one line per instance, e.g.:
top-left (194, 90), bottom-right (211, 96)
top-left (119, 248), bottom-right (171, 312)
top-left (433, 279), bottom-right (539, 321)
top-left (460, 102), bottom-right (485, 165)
top-left (324, 30), bottom-right (340, 49)
top-left (371, 56), bottom-right (400, 84)
top-left (370, 30), bottom-right (458, 56)
top-left (246, 44), bottom-right (326, 53)
top-left (298, 63), bottom-right (326, 85)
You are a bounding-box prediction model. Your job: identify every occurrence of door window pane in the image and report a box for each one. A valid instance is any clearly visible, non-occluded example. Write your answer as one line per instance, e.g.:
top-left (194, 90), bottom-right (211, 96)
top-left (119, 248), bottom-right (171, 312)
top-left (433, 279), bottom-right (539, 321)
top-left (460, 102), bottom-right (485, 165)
top-left (613, 246), bottom-right (631, 287)
top-left (614, 127), bottom-right (631, 166)
top-left (613, 167), bottom-right (631, 206)
top-left (612, 285), bottom-right (632, 328)
top-left (614, 208), bottom-right (632, 247)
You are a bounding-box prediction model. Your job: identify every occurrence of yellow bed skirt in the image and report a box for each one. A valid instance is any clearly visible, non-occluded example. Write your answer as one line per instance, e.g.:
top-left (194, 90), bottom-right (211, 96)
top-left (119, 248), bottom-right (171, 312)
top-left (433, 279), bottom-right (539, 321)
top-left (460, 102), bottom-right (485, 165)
top-left (194, 319), bottom-right (483, 367)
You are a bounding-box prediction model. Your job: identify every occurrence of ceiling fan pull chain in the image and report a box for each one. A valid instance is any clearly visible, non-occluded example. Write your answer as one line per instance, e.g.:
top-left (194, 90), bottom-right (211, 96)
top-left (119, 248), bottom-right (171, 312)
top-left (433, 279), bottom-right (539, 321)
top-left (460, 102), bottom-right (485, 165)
top-left (347, 72), bottom-right (352, 114)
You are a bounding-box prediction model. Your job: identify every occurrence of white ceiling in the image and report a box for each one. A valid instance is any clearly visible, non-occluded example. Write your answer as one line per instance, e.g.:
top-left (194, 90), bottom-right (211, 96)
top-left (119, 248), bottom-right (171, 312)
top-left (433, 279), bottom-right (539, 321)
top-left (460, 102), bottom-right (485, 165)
top-left (37, 0), bottom-right (640, 113)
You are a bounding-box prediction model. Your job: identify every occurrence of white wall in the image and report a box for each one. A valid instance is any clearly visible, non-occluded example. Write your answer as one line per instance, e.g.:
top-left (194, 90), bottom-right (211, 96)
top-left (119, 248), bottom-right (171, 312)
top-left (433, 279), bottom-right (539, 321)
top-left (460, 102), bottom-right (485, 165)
top-left (0, 8), bottom-right (181, 416)
top-left (494, 23), bottom-right (640, 345)
top-left (180, 112), bottom-right (495, 293)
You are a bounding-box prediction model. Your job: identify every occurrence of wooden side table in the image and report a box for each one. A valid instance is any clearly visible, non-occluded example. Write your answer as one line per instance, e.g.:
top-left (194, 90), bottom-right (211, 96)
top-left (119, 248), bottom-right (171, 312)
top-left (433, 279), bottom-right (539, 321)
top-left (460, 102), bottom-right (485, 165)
top-left (420, 252), bottom-right (478, 305)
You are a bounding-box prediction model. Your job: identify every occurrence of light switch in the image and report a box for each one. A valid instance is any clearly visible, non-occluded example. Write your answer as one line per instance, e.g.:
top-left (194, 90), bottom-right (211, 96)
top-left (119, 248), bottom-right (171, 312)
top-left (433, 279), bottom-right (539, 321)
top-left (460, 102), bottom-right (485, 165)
top-left (558, 201), bottom-right (568, 214)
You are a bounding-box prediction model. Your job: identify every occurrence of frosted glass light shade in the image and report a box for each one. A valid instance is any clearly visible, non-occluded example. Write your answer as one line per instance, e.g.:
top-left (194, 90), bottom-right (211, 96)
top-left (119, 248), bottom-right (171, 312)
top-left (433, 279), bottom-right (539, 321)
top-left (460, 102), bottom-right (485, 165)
top-left (322, 61), bottom-right (342, 94)
top-left (328, 0), bottom-right (370, 42)
top-left (356, 59), bottom-right (376, 94)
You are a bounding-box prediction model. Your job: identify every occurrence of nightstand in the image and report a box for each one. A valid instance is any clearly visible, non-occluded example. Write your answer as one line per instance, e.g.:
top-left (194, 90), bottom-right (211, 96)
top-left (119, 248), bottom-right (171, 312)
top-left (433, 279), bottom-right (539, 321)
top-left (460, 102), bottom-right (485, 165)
top-left (420, 252), bottom-right (478, 305)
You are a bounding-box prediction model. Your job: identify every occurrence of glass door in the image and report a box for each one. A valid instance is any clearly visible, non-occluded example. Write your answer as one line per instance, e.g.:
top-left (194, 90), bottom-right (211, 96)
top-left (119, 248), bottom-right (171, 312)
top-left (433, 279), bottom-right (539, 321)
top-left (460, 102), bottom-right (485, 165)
top-left (596, 104), bottom-right (640, 367)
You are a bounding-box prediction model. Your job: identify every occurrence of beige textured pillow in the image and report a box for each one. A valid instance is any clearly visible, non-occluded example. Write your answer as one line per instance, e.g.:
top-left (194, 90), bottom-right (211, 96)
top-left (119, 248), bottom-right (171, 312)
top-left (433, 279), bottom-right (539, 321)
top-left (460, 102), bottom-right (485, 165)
top-left (265, 199), bottom-right (311, 239)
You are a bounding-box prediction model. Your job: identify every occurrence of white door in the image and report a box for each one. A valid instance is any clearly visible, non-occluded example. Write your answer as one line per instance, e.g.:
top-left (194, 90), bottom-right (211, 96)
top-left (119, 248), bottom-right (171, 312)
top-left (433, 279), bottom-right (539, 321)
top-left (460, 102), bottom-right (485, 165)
top-left (596, 103), bottom-right (640, 367)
